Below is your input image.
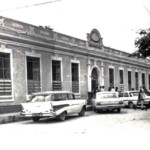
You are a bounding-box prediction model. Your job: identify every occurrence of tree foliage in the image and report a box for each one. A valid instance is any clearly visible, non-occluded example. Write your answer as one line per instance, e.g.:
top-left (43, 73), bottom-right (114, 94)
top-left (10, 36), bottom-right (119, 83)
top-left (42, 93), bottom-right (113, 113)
top-left (135, 28), bottom-right (150, 58)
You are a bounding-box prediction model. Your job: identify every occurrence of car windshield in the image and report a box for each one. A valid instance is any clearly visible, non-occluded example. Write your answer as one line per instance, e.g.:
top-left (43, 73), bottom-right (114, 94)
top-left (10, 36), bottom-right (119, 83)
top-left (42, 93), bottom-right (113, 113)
top-left (130, 92), bottom-right (139, 97)
top-left (97, 93), bottom-right (117, 99)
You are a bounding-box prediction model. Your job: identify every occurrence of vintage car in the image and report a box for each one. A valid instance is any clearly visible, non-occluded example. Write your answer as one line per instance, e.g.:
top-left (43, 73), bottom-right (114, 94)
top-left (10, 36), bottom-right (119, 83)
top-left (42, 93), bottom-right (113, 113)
top-left (118, 91), bottom-right (150, 108)
top-left (20, 91), bottom-right (87, 122)
top-left (91, 91), bottom-right (124, 113)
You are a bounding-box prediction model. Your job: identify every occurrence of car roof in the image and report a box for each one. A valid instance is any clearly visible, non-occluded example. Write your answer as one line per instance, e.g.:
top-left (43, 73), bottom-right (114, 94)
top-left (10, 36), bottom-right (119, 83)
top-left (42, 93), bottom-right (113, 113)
top-left (96, 91), bottom-right (117, 94)
top-left (121, 91), bottom-right (139, 93)
top-left (32, 91), bottom-right (73, 96)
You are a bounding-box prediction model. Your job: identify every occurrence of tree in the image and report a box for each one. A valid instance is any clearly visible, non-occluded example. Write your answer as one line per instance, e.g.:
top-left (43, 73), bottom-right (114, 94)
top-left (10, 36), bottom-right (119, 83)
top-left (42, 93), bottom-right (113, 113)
top-left (134, 28), bottom-right (150, 58)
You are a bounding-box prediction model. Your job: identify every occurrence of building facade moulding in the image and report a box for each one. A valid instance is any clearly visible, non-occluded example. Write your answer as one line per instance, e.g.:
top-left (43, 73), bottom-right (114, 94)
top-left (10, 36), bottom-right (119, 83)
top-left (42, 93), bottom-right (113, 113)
top-left (87, 28), bottom-right (103, 49)
top-left (0, 30), bottom-right (150, 70)
top-left (0, 16), bottom-right (150, 69)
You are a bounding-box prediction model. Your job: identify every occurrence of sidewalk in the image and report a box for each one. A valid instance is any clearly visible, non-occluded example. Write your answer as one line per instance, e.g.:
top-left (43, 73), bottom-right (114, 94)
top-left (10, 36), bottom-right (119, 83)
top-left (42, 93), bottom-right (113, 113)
top-left (0, 105), bottom-right (92, 124)
top-left (0, 112), bottom-right (22, 124)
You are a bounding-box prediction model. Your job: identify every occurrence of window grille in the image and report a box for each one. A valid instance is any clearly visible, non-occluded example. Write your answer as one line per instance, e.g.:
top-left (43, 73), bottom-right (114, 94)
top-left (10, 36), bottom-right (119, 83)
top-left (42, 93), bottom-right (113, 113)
top-left (52, 60), bottom-right (62, 90)
top-left (0, 53), bottom-right (11, 96)
top-left (52, 81), bottom-right (62, 91)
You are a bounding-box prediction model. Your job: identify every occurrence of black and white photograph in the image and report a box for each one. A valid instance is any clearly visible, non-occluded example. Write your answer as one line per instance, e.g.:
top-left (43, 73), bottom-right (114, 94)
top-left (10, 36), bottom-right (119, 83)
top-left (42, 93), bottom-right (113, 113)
top-left (0, 0), bottom-right (150, 150)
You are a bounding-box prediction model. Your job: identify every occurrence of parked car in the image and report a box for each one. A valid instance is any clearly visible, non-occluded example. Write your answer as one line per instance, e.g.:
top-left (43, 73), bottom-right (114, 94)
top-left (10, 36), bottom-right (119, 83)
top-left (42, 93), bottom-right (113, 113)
top-left (20, 91), bottom-right (87, 122)
top-left (91, 91), bottom-right (124, 113)
top-left (118, 91), bottom-right (150, 108)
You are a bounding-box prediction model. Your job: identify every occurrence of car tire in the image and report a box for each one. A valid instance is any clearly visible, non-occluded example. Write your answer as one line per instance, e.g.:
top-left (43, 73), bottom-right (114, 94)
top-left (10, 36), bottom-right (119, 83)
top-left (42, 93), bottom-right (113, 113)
top-left (128, 102), bottom-right (135, 109)
top-left (117, 108), bottom-right (121, 113)
top-left (79, 107), bottom-right (86, 116)
top-left (58, 112), bottom-right (66, 121)
top-left (32, 117), bottom-right (40, 122)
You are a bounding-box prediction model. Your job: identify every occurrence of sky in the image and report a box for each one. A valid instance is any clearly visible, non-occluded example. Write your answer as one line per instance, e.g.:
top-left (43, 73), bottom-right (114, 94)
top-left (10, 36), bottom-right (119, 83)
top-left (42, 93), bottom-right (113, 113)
top-left (0, 0), bottom-right (150, 53)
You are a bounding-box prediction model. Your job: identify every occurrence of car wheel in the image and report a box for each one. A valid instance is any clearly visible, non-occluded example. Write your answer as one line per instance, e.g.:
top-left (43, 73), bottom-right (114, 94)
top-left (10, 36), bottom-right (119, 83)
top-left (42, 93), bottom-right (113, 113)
top-left (128, 102), bottom-right (135, 108)
top-left (117, 108), bottom-right (121, 113)
top-left (32, 117), bottom-right (40, 122)
top-left (79, 107), bottom-right (86, 116)
top-left (58, 112), bottom-right (66, 121)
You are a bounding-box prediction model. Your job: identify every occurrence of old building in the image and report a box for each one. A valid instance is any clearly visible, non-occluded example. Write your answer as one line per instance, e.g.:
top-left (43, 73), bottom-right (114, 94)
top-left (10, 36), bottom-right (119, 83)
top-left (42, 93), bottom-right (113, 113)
top-left (0, 16), bottom-right (150, 112)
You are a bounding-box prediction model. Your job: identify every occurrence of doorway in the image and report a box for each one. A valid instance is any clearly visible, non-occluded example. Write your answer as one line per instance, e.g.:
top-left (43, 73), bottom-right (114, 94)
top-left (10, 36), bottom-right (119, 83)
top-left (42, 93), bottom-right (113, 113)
top-left (91, 67), bottom-right (99, 92)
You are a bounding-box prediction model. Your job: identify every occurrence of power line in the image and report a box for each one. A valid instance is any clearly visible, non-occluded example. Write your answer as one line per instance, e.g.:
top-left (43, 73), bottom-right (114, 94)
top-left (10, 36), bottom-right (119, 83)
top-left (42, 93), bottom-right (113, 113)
top-left (0, 0), bottom-right (62, 12)
top-left (143, 5), bottom-right (150, 15)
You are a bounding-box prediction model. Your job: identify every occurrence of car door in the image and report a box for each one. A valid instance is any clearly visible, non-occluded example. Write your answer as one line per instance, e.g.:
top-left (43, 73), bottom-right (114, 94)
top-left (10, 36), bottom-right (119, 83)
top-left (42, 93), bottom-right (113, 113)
top-left (62, 93), bottom-right (73, 114)
top-left (123, 92), bottom-right (130, 106)
top-left (118, 92), bottom-right (126, 104)
top-left (68, 93), bottom-right (82, 113)
top-left (129, 92), bottom-right (138, 105)
top-left (51, 93), bottom-right (72, 114)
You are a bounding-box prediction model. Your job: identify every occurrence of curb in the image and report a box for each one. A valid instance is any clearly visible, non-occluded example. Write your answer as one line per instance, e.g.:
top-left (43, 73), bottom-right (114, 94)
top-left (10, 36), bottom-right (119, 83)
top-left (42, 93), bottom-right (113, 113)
top-left (0, 105), bottom-right (92, 124)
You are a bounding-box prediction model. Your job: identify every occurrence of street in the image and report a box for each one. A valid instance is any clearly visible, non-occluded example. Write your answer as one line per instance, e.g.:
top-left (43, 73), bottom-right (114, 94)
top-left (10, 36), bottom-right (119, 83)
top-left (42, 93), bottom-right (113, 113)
top-left (1, 108), bottom-right (150, 150)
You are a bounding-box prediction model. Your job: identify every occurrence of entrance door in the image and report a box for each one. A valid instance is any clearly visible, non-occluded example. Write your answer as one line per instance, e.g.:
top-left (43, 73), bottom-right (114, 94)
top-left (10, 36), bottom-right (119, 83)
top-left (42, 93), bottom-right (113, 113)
top-left (27, 56), bottom-right (41, 95)
top-left (91, 68), bottom-right (99, 92)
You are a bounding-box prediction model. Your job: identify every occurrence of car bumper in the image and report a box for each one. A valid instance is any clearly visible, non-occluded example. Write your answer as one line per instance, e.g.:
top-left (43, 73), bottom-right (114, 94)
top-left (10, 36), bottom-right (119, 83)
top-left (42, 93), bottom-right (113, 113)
top-left (20, 111), bottom-right (56, 118)
top-left (95, 104), bottom-right (124, 110)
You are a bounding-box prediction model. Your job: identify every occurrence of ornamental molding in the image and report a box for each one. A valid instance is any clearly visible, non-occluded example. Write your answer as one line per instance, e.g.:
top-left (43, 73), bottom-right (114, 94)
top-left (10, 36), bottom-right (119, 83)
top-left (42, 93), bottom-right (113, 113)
top-left (87, 28), bottom-right (103, 49)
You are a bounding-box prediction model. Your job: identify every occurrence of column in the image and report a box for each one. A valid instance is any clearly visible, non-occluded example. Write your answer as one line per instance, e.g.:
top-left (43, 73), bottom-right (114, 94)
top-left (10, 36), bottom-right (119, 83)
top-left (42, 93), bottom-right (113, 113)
top-left (139, 71), bottom-right (141, 89)
top-left (87, 59), bottom-right (91, 92)
top-left (100, 62), bottom-right (104, 90)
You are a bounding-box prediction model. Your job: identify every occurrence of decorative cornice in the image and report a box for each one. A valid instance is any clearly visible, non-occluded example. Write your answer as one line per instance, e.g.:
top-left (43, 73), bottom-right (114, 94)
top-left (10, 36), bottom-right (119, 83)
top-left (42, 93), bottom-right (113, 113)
top-left (0, 26), bottom-right (149, 70)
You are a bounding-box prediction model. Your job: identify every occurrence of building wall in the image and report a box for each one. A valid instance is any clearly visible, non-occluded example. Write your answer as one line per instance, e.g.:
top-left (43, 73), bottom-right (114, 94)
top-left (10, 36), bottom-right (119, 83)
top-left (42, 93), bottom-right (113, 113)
top-left (79, 57), bottom-right (88, 98)
top-left (41, 51), bottom-right (53, 91)
top-left (12, 48), bottom-right (27, 104)
top-left (124, 66), bottom-right (128, 91)
top-left (0, 16), bottom-right (150, 107)
top-left (62, 55), bottom-right (72, 91)
top-left (103, 62), bottom-right (109, 91)
top-left (1, 44), bottom-right (150, 105)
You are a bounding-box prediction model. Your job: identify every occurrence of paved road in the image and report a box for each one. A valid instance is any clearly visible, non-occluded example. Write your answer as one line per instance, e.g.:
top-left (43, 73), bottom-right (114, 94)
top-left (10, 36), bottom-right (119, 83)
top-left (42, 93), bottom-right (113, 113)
top-left (1, 108), bottom-right (150, 150)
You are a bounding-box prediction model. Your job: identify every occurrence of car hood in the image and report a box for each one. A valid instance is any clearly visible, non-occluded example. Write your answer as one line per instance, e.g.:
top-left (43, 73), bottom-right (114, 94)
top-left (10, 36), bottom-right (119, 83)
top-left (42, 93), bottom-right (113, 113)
top-left (93, 98), bottom-right (122, 102)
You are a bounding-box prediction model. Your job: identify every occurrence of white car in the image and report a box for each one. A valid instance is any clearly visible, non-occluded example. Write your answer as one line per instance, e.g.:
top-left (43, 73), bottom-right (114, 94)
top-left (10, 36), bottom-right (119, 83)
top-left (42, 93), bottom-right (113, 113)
top-left (20, 91), bottom-right (87, 122)
top-left (91, 91), bottom-right (124, 113)
top-left (118, 91), bottom-right (150, 108)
